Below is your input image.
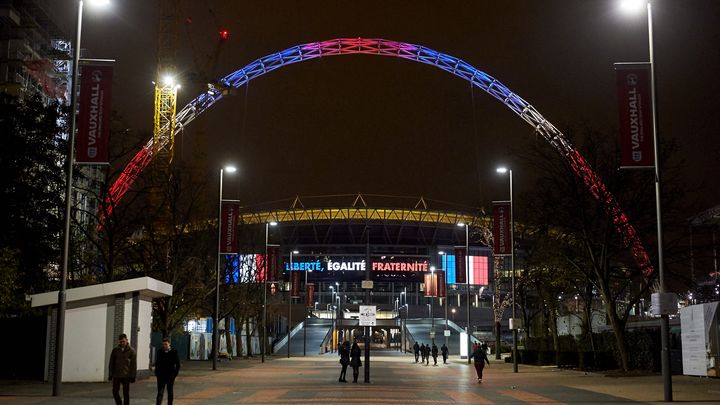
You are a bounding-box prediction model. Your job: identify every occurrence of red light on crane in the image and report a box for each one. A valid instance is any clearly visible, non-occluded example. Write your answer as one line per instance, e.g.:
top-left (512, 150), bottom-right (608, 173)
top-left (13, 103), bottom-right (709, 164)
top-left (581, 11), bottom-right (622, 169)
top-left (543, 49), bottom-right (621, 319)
top-left (219, 30), bottom-right (229, 41)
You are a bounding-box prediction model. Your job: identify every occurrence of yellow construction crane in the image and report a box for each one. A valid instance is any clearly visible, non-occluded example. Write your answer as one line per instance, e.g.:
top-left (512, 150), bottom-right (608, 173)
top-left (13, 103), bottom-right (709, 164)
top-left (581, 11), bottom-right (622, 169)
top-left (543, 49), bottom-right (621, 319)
top-left (153, 0), bottom-right (180, 168)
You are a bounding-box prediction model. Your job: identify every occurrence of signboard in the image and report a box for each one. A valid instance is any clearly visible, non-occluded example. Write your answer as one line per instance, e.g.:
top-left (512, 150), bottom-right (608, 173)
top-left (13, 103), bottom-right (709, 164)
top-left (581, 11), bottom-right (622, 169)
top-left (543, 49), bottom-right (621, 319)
top-left (77, 64), bottom-right (113, 164)
top-left (359, 305), bottom-right (376, 326)
top-left (444, 329), bottom-right (451, 337)
top-left (615, 62), bottom-right (654, 167)
top-left (361, 280), bottom-right (374, 289)
top-left (492, 201), bottom-right (512, 255)
top-left (650, 292), bottom-right (677, 316)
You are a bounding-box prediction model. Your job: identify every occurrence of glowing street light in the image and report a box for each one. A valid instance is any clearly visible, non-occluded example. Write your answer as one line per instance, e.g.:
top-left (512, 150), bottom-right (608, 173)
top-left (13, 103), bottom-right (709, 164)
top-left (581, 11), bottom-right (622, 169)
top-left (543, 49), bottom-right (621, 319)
top-left (619, 1), bottom-right (671, 400)
top-left (261, 221), bottom-right (277, 363)
top-left (55, 0), bottom-right (111, 396)
top-left (213, 165), bottom-right (237, 371)
top-left (496, 166), bottom-right (518, 373)
top-left (457, 222), bottom-right (470, 363)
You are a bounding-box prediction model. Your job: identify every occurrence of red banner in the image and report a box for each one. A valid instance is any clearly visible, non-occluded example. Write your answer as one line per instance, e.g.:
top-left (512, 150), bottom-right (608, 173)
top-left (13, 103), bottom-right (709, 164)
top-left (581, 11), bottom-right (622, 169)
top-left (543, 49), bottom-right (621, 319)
top-left (436, 270), bottom-right (446, 298)
top-left (423, 271), bottom-right (446, 297)
top-left (291, 271), bottom-right (301, 298)
top-left (266, 246), bottom-right (280, 281)
top-left (615, 63), bottom-right (654, 167)
top-left (77, 64), bottom-right (113, 164)
top-left (492, 201), bottom-right (512, 255)
top-left (305, 283), bottom-right (315, 307)
top-left (454, 247), bottom-right (467, 284)
top-left (219, 202), bottom-right (239, 254)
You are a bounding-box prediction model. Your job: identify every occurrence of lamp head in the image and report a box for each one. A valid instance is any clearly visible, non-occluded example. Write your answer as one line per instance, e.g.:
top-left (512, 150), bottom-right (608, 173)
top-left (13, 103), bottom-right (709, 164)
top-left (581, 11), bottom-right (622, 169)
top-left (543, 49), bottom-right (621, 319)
top-left (224, 166), bottom-right (237, 173)
top-left (457, 222), bottom-right (465, 228)
top-left (619, 0), bottom-right (645, 13)
top-left (269, 221), bottom-right (277, 226)
top-left (292, 250), bottom-right (299, 254)
top-left (496, 167), bottom-right (508, 174)
top-left (438, 251), bottom-right (445, 255)
top-left (88, 0), bottom-right (111, 6)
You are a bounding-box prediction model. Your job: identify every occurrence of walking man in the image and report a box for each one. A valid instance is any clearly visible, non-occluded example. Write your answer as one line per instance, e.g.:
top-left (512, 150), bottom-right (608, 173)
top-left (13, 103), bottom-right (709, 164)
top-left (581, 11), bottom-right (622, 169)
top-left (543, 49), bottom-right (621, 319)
top-left (109, 333), bottom-right (137, 405)
top-left (413, 342), bottom-right (420, 363)
top-left (431, 343), bottom-right (439, 366)
top-left (155, 337), bottom-right (181, 404)
top-left (471, 343), bottom-right (490, 383)
top-left (440, 343), bottom-right (449, 364)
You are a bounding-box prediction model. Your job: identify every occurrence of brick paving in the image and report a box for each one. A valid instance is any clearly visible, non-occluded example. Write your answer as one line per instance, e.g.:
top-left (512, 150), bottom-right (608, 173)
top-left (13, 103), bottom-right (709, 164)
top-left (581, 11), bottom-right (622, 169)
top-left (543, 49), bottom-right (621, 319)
top-left (1, 352), bottom-right (719, 404)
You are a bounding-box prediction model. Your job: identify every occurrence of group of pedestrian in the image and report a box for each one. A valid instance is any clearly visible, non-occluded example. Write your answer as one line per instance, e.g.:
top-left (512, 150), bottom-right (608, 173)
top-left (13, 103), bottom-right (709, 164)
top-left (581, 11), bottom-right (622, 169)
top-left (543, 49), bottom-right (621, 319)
top-left (412, 342), bottom-right (449, 366)
top-left (107, 333), bottom-right (180, 405)
top-left (338, 341), bottom-right (362, 383)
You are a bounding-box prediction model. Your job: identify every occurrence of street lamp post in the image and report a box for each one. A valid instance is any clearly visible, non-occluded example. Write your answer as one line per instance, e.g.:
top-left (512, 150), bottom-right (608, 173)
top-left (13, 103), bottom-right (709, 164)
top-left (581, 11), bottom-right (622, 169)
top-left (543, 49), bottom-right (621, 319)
top-left (288, 249), bottom-right (298, 358)
top-left (54, 0), bottom-right (110, 396)
top-left (261, 221), bottom-right (277, 363)
top-left (439, 251), bottom-right (449, 347)
top-left (458, 223), bottom-right (471, 364)
top-left (400, 289), bottom-right (406, 352)
top-left (430, 266), bottom-right (436, 345)
top-left (214, 166), bottom-right (236, 371)
top-left (497, 167), bottom-right (518, 373)
top-left (620, 1), bottom-right (671, 400)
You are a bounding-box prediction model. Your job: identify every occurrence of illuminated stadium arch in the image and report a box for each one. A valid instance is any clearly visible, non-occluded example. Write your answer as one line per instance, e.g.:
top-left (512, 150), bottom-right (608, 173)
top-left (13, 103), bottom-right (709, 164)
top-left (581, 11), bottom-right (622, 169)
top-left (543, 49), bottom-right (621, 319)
top-left (106, 37), bottom-right (653, 275)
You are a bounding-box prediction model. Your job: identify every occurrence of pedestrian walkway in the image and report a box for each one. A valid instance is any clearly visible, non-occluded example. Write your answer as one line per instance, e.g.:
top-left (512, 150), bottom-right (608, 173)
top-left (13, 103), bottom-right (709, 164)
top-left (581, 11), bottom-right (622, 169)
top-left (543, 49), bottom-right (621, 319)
top-left (1, 353), bottom-right (718, 404)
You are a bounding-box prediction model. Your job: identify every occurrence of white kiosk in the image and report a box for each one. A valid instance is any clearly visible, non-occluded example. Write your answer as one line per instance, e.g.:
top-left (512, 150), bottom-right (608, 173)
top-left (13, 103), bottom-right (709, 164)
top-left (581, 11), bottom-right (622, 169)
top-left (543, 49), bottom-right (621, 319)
top-left (30, 277), bottom-right (172, 382)
top-left (680, 302), bottom-right (719, 377)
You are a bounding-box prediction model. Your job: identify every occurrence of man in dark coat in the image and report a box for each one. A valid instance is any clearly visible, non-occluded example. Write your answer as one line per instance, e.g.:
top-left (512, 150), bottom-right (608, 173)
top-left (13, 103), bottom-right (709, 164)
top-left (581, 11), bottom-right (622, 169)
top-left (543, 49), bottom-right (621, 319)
top-left (471, 343), bottom-right (490, 383)
top-left (440, 343), bottom-right (449, 364)
top-left (155, 337), bottom-right (181, 404)
top-left (431, 343), bottom-right (439, 365)
top-left (109, 333), bottom-right (137, 405)
top-left (413, 342), bottom-right (420, 363)
top-left (338, 341), bottom-right (350, 382)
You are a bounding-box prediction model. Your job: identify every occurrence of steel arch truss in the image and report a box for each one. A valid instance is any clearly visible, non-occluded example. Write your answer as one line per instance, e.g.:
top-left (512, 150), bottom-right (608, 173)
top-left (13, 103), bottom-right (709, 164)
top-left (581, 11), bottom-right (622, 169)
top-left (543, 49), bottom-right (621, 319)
top-left (106, 37), bottom-right (653, 275)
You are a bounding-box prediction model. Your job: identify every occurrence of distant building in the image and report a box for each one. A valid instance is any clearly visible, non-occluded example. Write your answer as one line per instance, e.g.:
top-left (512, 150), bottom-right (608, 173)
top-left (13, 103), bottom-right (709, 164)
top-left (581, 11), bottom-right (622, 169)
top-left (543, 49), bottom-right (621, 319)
top-left (1, 0), bottom-right (106, 280)
top-left (689, 204), bottom-right (720, 302)
top-left (0, 0), bottom-right (71, 104)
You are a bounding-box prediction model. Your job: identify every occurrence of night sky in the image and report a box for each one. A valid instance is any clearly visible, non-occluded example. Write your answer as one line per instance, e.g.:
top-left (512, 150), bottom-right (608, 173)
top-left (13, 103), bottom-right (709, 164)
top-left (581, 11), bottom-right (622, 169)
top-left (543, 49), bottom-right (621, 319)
top-left (53, 0), bottom-right (720, 216)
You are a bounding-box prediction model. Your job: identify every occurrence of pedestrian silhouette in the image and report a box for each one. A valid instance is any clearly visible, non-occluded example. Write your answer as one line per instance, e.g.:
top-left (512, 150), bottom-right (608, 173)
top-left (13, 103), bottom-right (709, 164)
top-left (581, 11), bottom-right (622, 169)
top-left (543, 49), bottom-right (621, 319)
top-left (338, 341), bottom-right (350, 382)
top-left (441, 343), bottom-right (449, 364)
top-left (109, 333), bottom-right (137, 405)
top-left (471, 343), bottom-right (490, 383)
top-left (413, 342), bottom-right (420, 363)
top-left (350, 342), bottom-right (362, 383)
top-left (431, 343), bottom-right (439, 365)
top-left (154, 337), bottom-right (180, 405)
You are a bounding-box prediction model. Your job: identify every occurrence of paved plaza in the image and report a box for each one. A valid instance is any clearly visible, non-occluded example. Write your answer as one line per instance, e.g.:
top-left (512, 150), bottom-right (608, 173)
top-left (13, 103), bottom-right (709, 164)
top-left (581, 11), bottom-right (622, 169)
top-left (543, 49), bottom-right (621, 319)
top-left (1, 352), bottom-right (719, 404)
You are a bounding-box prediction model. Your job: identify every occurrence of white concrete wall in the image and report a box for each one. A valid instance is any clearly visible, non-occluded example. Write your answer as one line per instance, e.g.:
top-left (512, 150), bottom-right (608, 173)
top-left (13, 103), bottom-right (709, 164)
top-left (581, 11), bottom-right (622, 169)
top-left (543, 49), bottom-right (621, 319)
top-left (136, 297), bottom-right (152, 371)
top-left (63, 301), bottom-right (108, 382)
top-left (123, 297), bottom-right (132, 339)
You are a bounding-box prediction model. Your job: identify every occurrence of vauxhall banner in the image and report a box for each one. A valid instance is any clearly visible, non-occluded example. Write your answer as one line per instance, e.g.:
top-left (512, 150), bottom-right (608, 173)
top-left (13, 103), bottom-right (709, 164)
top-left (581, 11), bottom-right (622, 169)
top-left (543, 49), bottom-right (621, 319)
top-left (492, 201), bottom-right (512, 255)
top-left (305, 283), bottom-right (315, 307)
top-left (436, 270), bottom-right (446, 298)
top-left (615, 63), bottom-right (654, 167)
top-left (219, 201), bottom-right (239, 254)
top-left (77, 64), bottom-right (113, 164)
top-left (266, 245), bottom-right (281, 281)
top-left (424, 271), bottom-right (446, 297)
top-left (454, 247), bottom-right (467, 284)
top-left (291, 270), bottom-right (302, 298)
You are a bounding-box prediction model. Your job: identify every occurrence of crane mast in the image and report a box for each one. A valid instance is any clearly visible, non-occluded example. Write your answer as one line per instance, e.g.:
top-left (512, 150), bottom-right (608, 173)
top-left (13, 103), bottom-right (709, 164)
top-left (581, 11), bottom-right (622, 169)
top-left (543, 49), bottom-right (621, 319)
top-left (153, 0), bottom-right (179, 167)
